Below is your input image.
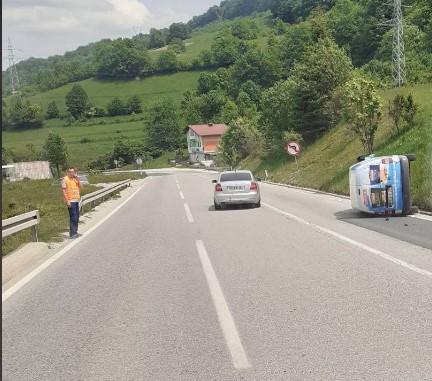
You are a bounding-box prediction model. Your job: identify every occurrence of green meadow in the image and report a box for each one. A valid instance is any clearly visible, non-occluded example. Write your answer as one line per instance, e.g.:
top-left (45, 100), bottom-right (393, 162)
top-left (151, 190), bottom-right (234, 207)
top-left (27, 71), bottom-right (205, 113)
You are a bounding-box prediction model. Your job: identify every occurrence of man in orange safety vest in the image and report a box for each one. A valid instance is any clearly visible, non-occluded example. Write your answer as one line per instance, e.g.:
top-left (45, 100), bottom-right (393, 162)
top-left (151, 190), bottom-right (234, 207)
top-left (61, 167), bottom-right (81, 238)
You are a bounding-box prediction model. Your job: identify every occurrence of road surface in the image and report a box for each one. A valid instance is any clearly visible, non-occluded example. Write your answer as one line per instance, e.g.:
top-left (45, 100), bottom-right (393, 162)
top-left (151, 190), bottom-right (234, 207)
top-left (3, 170), bottom-right (432, 380)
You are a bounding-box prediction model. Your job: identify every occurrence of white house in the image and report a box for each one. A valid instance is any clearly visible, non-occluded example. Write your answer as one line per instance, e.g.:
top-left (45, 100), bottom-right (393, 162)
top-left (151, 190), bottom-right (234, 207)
top-left (187, 123), bottom-right (227, 164)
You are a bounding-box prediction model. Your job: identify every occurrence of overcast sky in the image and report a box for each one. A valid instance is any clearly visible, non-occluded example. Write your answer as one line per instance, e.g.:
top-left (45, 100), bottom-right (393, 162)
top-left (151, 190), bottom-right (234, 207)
top-left (2, 0), bottom-right (219, 69)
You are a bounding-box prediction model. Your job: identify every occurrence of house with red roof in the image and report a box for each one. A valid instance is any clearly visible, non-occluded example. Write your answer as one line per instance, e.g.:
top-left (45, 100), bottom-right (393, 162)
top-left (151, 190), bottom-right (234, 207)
top-left (187, 123), bottom-right (228, 163)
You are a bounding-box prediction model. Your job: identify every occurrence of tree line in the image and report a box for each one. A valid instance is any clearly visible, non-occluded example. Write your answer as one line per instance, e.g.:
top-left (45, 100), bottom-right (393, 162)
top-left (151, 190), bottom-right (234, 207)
top-left (3, 0), bottom-right (431, 95)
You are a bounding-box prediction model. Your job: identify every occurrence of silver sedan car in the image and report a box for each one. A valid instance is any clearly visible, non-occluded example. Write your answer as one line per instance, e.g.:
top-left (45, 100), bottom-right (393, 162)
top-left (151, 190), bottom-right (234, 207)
top-left (212, 170), bottom-right (261, 210)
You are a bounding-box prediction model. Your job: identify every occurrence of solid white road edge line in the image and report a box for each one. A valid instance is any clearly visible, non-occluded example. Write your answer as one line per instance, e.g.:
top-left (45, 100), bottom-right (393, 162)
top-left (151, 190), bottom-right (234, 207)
top-left (409, 213), bottom-right (432, 222)
top-left (262, 202), bottom-right (432, 280)
top-left (179, 191), bottom-right (185, 200)
top-left (2, 178), bottom-right (150, 303)
top-left (177, 183), bottom-right (181, 190)
top-left (183, 203), bottom-right (194, 223)
top-left (195, 240), bottom-right (251, 369)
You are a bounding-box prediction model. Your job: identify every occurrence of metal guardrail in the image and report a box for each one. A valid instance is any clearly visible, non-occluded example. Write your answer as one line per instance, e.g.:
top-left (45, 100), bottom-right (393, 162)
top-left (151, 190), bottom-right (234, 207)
top-left (79, 179), bottom-right (131, 212)
top-left (2, 210), bottom-right (40, 242)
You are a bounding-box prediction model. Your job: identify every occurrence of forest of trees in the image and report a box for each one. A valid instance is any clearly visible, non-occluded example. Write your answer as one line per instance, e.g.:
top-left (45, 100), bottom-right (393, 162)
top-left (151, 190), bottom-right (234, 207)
top-left (3, 0), bottom-right (431, 96)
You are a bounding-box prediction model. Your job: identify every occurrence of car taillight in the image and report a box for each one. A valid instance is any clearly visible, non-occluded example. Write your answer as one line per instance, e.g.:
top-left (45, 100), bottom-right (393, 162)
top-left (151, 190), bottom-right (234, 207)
top-left (215, 184), bottom-right (222, 192)
top-left (250, 182), bottom-right (257, 191)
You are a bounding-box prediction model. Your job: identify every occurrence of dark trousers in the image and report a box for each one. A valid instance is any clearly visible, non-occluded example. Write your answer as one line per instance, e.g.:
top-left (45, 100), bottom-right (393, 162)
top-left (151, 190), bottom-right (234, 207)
top-left (68, 202), bottom-right (80, 237)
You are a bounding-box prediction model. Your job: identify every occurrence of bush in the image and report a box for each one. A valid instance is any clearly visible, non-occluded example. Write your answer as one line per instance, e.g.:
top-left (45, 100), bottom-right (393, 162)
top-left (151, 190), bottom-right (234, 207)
top-left (107, 97), bottom-right (128, 116)
top-left (9, 96), bottom-right (44, 130)
top-left (126, 95), bottom-right (142, 114)
top-left (388, 93), bottom-right (419, 134)
top-left (168, 38), bottom-right (186, 53)
top-left (87, 153), bottom-right (114, 170)
top-left (46, 101), bottom-right (60, 119)
top-left (402, 94), bottom-right (419, 129)
top-left (230, 20), bottom-right (259, 40)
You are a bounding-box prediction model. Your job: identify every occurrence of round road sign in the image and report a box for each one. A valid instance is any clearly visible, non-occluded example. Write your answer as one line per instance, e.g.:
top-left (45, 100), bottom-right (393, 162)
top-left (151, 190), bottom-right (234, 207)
top-left (136, 158), bottom-right (143, 165)
top-left (285, 141), bottom-right (301, 156)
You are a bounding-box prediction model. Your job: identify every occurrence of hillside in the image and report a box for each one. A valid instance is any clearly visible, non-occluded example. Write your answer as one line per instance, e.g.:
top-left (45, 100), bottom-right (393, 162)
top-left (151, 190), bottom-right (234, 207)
top-left (27, 71), bottom-right (204, 113)
top-left (3, 70), bottom-right (206, 168)
top-left (240, 84), bottom-right (432, 210)
top-left (148, 13), bottom-right (272, 63)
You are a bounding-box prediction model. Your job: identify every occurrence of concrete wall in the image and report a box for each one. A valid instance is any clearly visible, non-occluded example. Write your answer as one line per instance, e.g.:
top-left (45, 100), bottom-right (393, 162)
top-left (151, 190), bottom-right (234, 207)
top-left (9, 161), bottom-right (53, 181)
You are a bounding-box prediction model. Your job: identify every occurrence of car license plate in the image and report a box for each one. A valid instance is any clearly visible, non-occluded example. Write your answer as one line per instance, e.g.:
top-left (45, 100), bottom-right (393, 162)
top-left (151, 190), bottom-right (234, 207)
top-left (228, 186), bottom-right (244, 191)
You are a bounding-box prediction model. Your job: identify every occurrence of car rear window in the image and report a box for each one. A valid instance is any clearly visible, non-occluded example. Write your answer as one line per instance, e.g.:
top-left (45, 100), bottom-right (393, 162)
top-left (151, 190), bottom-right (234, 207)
top-left (220, 173), bottom-right (252, 182)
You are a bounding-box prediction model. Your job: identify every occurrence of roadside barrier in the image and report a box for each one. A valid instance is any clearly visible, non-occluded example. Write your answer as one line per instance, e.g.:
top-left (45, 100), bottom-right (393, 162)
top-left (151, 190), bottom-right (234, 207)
top-left (2, 210), bottom-right (40, 242)
top-left (79, 179), bottom-right (131, 213)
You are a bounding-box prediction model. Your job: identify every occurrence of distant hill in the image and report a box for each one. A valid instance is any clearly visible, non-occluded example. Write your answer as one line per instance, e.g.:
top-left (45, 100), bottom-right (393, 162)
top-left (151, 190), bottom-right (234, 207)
top-left (2, 0), bottom-right (274, 95)
top-left (4, 0), bottom-right (430, 95)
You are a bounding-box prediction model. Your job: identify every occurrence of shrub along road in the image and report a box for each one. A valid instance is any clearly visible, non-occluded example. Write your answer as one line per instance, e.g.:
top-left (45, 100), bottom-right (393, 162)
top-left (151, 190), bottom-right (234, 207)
top-left (2, 170), bottom-right (432, 380)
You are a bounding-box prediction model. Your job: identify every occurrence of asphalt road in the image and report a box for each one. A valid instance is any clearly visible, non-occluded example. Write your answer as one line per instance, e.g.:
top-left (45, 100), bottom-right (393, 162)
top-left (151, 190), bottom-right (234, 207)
top-left (3, 170), bottom-right (432, 380)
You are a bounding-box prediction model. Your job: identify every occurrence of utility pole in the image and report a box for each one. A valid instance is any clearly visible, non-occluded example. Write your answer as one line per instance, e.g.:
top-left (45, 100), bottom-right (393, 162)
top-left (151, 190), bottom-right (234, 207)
top-left (391, 0), bottom-right (407, 87)
top-left (7, 37), bottom-right (21, 94)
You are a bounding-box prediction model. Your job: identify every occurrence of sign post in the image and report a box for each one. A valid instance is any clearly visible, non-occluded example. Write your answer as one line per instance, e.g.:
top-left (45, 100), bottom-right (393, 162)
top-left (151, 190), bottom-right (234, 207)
top-left (114, 159), bottom-right (118, 169)
top-left (136, 157), bottom-right (143, 170)
top-left (285, 141), bottom-right (301, 171)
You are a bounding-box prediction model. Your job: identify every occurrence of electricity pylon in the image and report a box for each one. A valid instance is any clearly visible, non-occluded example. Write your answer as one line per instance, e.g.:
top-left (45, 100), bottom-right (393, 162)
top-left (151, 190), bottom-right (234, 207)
top-left (391, 0), bottom-right (407, 87)
top-left (7, 37), bottom-right (21, 94)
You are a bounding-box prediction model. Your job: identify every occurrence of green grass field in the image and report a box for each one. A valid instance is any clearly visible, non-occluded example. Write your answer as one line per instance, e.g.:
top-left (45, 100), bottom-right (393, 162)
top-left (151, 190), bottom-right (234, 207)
top-left (3, 117), bottom-right (148, 169)
top-left (27, 71), bottom-right (205, 114)
top-left (241, 83), bottom-right (432, 210)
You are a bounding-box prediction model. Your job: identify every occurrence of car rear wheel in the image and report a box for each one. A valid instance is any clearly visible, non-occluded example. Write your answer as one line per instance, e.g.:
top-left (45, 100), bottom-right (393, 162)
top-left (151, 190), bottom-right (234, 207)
top-left (255, 200), bottom-right (261, 208)
top-left (214, 201), bottom-right (221, 210)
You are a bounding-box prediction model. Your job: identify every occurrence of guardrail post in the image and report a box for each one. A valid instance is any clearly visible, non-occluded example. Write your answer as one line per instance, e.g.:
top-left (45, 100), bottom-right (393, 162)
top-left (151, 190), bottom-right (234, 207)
top-left (31, 225), bottom-right (38, 242)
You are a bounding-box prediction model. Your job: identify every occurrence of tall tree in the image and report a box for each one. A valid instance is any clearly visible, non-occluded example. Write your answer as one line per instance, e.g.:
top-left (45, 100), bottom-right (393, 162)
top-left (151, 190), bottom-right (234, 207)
top-left (95, 39), bottom-right (152, 79)
top-left (46, 101), bottom-right (60, 119)
top-left (342, 73), bottom-right (382, 154)
top-left (146, 99), bottom-right (183, 151)
top-left (148, 28), bottom-right (167, 49)
top-left (287, 37), bottom-right (353, 137)
top-left (65, 84), bottom-right (89, 119)
top-left (168, 22), bottom-right (191, 42)
top-left (43, 132), bottom-right (68, 176)
top-left (231, 46), bottom-right (282, 89)
top-left (211, 30), bottom-right (240, 67)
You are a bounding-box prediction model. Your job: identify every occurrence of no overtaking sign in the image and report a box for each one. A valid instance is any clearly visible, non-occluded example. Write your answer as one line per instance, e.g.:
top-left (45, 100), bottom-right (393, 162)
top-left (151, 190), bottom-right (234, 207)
top-left (285, 141), bottom-right (301, 157)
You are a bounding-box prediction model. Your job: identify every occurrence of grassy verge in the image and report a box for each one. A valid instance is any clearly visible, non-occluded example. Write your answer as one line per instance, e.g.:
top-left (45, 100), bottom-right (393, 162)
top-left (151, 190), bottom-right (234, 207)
top-left (241, 83), bottom-right (432, 211)
top-left (2, 179), bottom-right (100, 255)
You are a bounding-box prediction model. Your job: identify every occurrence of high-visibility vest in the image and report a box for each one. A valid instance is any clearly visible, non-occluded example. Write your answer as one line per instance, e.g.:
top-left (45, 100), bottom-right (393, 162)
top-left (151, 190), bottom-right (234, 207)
top-left (62, 176), bottom-right (81, 201)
